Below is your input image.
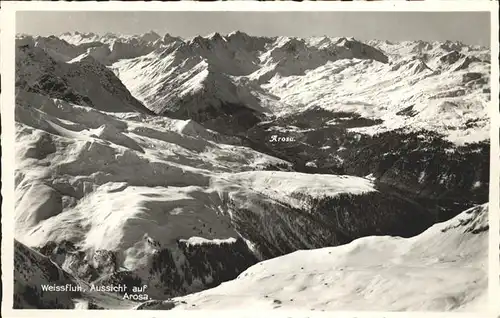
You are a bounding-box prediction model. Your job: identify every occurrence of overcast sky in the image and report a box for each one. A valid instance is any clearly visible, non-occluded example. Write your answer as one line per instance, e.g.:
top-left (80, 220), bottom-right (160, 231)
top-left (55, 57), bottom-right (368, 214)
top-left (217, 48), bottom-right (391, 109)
top-left (16, 11), bottom-right (491, 46)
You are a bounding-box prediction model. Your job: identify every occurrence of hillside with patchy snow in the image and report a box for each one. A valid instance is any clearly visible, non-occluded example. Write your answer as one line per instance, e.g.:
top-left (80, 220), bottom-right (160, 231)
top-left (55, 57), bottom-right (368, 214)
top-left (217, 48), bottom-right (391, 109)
top-left (13, 31), bottom-right (490, 311)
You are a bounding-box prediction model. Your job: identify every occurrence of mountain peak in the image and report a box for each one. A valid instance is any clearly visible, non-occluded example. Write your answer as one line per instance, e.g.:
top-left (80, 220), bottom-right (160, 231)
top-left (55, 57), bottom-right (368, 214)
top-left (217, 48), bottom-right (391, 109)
top-left (228, 30), bottom-right (250, 38)
top-left (16, 35), bottom-right (35, 48)
top-left (163, 33), bottom-right (181, 43)
top-left (207, 32), bottom-right (223, 39)
top-left (140, 30), bottom-right (161, 42)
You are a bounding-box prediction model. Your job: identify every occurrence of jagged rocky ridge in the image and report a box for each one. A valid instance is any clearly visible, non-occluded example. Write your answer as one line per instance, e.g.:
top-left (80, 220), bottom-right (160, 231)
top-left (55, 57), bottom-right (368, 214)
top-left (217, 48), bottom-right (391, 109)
top-left (13, 31), bottom-right (490, 309)
top-left (15, 37), bottom-right (153, 114)
top-left (14, 239), bottom-right (81, 309)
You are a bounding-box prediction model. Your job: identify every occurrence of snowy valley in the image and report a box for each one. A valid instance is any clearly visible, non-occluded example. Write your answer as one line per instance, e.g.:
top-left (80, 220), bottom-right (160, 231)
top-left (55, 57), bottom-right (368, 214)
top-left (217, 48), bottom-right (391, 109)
top-left (13, 30), bottom-right (490, 311)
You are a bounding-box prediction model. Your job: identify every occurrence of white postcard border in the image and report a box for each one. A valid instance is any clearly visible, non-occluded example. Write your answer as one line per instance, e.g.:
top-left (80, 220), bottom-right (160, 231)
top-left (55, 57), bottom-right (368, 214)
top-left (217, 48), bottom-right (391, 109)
top-left (1, 1), bottom-right (498, 317)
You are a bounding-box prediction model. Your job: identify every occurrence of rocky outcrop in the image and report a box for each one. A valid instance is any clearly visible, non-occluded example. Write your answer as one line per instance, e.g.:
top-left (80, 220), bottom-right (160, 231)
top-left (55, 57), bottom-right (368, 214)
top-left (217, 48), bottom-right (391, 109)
top-left (35, 237), bottom-right (258, 300)
top-left (15, 40), bottom-right (153, 114)
top-left (14, 240), bottom-right (81, 309)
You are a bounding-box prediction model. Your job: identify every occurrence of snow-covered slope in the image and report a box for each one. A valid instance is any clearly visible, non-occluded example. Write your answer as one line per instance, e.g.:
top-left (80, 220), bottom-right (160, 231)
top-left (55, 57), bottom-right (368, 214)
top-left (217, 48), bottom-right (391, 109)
top-left (14, 88), bottom-right (273, 299)
top-left (14, 85), bottom-right (436, 300)
top-left (110, 34), bottom-right (391, 130)
top-left (17, 32), bottom-right (180, 67)
top-left (165, 203), bottom-right (488, 312)
top-left (109, 33), bottom-right (274, 133)
top-left (15, 36), bottom-right (152, 114)
top-left (58, 31), bottom-right (182, 64)
top-left (265, 39), bottom-right (490, 145)
top-left (60, 31), bottom-right (164, 47)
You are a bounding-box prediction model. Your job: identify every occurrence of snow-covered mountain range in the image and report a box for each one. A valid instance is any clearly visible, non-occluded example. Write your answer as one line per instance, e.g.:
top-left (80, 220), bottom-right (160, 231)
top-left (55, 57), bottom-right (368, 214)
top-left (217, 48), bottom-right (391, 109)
top-left (13, 31), bottom-right (490, 311)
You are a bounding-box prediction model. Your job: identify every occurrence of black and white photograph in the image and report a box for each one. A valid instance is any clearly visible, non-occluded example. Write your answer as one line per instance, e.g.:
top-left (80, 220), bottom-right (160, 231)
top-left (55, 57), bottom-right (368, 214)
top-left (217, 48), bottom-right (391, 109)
top-left (2, 4), bottom-right (497, 314)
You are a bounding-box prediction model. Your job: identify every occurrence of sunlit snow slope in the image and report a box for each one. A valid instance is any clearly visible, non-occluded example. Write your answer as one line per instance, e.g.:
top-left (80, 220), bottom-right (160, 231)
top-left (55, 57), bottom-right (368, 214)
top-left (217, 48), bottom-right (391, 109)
top-left (15, 84), bottom-right (436, 299)
top-left (165, 204), bottom-right (488, 312)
